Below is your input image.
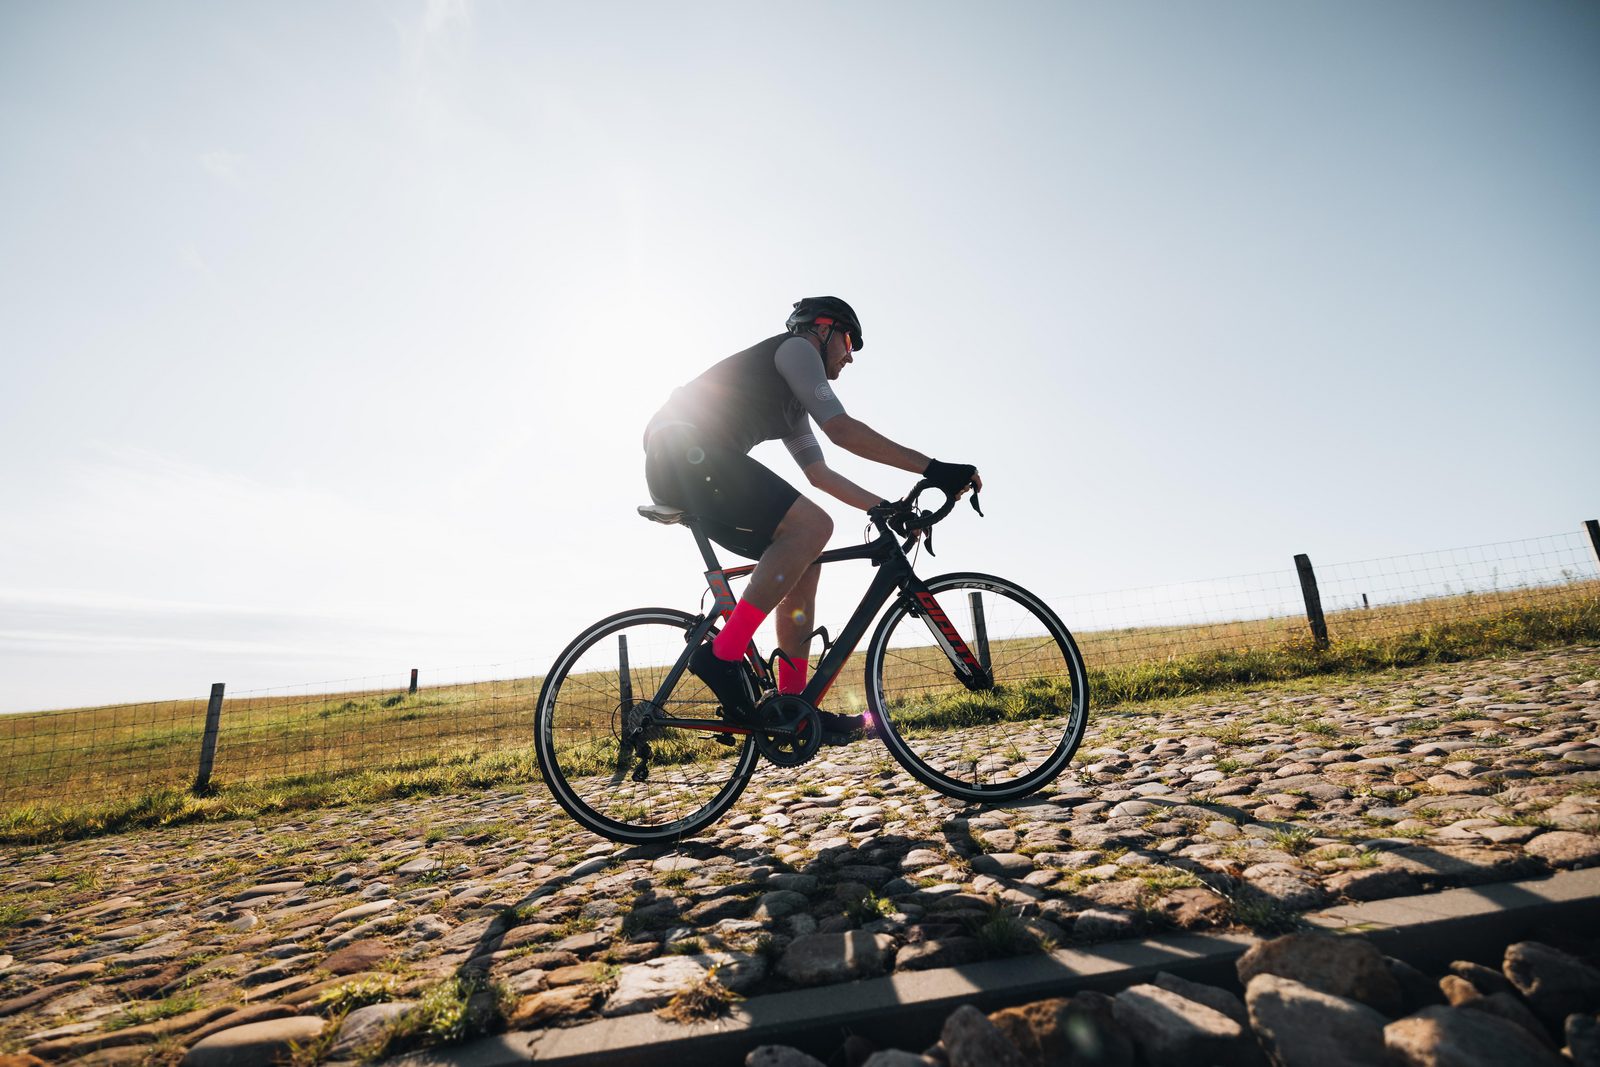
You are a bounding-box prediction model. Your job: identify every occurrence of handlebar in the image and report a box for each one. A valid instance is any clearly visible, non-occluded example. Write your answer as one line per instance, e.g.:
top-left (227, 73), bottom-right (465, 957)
top-left (869, 478), bottom-right (983, 555)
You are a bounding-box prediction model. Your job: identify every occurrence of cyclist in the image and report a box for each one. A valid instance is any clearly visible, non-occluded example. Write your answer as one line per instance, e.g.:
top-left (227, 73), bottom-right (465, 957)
top-left (643, 296), bottom-right (981, 742)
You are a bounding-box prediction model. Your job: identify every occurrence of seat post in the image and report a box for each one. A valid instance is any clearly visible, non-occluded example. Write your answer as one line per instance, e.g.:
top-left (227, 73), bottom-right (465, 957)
top-left (682, 515), bottom-right (724, 572)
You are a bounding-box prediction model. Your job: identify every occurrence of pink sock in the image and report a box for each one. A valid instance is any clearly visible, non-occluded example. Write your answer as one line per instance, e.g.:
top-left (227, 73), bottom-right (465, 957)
top-left (778, 655), bottom-right (809, 694)
top-left (712, 600), bottom-right (767, 661)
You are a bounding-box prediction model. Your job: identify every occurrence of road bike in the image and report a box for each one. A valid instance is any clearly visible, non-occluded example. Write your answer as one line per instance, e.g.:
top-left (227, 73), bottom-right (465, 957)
top-left (533, 482), bottom-right (1090, 845)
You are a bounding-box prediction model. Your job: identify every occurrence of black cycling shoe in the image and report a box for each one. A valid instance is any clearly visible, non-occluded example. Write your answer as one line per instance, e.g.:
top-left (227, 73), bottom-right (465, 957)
top-left (688, 642), bottom-right (759, 723)
top-left (819, 711), bottom-right (868, 746)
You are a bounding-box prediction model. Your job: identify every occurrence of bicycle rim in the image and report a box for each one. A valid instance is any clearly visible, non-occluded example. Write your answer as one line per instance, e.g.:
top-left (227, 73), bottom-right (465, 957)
top-left (535, 607), bottom-right (758, 844)
top-left (866, 572), bottom-right (1088, 802)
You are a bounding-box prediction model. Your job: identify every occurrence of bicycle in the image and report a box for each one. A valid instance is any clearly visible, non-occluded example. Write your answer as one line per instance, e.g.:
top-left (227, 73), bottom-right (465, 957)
top-left (533, 481), bottom-right (1090, 845)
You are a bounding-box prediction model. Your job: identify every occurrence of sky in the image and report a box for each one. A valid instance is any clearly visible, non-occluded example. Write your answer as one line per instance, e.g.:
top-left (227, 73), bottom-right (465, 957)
top-left (2, 0), bottom-right (1597, 714)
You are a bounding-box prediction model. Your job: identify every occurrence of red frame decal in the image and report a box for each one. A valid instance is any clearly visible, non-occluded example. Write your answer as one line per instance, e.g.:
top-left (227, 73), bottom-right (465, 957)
top-left (913, 591), bottom-right (983, 671)
top-left (704, 570), bottom-right (738, 614)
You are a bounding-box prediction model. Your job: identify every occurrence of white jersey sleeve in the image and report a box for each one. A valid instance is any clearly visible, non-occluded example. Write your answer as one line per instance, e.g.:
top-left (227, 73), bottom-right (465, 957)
top-left (782, 414), bottom-right (824, 470)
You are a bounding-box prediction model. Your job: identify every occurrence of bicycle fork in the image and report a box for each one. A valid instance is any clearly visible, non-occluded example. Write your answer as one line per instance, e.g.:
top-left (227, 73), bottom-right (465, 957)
top-left (907, 588), bottom-right (995, 691)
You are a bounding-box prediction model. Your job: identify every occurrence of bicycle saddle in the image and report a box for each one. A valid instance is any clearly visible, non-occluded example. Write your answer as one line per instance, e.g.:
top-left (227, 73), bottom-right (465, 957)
top-left (637, 504), bottom-right (688, 525)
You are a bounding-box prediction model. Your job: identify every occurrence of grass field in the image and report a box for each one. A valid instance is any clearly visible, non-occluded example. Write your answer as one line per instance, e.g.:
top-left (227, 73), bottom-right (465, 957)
top-left (1, 578), bottom-right (1595, 844)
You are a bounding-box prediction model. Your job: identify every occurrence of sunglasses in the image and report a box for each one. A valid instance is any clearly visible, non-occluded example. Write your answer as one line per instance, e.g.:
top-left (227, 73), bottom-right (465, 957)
top-left (814, 318), bottom-right (855, 352)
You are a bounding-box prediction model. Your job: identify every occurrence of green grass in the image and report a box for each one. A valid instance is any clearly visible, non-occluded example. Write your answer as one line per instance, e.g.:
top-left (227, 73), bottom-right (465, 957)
top-left (1089, 593), bottom-right (1600, 706)
top-left (1136, 866), bottom-right (1205, 894)
top-left (888, 674), bottom-right (1079, 732)
top-left (316, 974), bottom-right (399, 1015)
top-left (0, 746), bottom-right (543, 845)
top-left (0, 680), bottom-right (538, 806)
top-left (1225, 895), bottom-right (1306, 936)
top-left (2, 589), bottom-right (1596, 845)
top-left (968, 904), bottom-right (1048, 957)
top-left (843, 890), bottom-right (897, 925)
top-left (103, 992), bottom-right (204, 1031)
top-left (372, 976), bottom-right (500, 1056)
top-left (1269, 827), bottom-right (1316, 855)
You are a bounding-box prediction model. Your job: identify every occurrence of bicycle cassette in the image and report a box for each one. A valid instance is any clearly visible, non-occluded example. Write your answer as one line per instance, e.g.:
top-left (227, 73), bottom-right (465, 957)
top-left (752, 693), bottom-right (822, 768)
top-left (612, 700), bottom-right (665, 746)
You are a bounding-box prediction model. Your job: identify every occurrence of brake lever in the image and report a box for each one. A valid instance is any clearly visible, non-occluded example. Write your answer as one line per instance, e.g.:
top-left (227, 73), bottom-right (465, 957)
top-left (969, 490), bottom-right (983, 517)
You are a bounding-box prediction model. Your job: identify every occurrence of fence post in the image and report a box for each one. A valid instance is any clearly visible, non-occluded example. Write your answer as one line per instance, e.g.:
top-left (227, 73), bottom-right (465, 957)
top-left (1586, 520), bottom-right (1600, 569)
top-left (617, 635), bottom-right (632, 707)
top-left (409, 668), bottom-right (418, 695)
top-left (968, 591), bottom-right (991, 670)
top-left (1294, 554), bottom-right (1330, 650)
top-left (193, 682), bottom-right (226, 794)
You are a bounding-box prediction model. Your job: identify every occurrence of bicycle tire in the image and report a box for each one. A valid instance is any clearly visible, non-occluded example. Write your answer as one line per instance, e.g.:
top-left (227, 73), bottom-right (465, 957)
top-left (535, 606), bottom-right (759, 844)
top-left (864, 572), bottom-right (1088, 802)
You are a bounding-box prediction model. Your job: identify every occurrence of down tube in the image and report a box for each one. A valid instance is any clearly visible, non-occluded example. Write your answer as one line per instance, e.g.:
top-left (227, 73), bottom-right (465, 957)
top-left (800, 557), bottom-right (913, 710)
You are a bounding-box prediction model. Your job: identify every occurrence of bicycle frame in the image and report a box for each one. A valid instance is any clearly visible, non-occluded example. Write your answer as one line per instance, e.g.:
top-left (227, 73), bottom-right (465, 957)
top-left (638, 516), bottom-right (990, 736)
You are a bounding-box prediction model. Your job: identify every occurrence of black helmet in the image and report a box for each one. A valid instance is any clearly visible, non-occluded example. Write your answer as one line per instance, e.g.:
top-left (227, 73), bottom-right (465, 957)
top-left (786, 296), bottom-right (863, 351)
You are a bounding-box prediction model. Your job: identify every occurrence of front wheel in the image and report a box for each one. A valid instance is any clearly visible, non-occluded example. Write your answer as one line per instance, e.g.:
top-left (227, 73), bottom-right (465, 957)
top-left (535, 607), bottom-right (759, 844)
top-left (865, 573), bottom-right (1088, 803)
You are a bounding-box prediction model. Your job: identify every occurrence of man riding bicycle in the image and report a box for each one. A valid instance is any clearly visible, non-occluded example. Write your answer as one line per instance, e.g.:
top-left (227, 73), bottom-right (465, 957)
top-left (643, 296), bottom-right (981, 743)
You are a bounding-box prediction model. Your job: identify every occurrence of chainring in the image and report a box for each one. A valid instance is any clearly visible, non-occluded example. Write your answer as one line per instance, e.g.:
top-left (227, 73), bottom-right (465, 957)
top-left (752, 693), bottom-right (823, 768)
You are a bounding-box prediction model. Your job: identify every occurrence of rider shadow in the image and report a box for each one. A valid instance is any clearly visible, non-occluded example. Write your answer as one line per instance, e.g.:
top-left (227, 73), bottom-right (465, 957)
top-left (432, 845), bottom-right (676, 984)
top-left (457, 795), bottom-right (1092, 985)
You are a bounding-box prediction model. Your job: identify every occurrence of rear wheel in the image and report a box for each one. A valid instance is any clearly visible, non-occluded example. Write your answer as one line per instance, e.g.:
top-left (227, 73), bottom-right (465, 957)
top-left (535, 607), bottom-right (758, 844)
top-left (865, 573), bottom-right (1088, 802)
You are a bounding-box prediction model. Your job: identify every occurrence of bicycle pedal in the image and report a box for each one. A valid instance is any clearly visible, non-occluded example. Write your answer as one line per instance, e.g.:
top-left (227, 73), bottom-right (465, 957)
top-left (714, 732), bottom-right (735, 747)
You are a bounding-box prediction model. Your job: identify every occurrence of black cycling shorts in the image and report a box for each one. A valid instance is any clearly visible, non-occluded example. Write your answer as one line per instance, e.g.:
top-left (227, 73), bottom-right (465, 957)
top-left (645, 425), bottom-right (800, 561)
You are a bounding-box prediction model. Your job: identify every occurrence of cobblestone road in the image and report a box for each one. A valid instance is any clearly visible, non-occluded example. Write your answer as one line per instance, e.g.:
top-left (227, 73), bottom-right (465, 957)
top-left (3, 646), bottom-right (1598, 1063)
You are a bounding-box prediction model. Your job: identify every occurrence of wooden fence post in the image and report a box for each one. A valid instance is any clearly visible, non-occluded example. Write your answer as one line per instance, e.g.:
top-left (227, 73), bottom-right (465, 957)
top-left (193, 682), bottom-right (226, 794)
top-left (409, 668), bottom-right (419, 695)
top-left (1294, 554), bottom-right (1330, 650)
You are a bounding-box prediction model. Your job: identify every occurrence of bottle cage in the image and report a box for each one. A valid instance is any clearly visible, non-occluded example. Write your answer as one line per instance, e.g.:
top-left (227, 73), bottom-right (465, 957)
top-left (765, 627), bottom-right (834, 678)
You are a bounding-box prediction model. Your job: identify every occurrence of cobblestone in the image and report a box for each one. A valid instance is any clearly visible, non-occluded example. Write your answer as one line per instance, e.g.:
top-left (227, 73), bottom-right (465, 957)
top-left (2, 647), bottom-right (1598, 1061)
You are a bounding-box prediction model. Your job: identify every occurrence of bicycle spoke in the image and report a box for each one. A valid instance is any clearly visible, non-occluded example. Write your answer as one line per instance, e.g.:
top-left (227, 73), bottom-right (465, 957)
top-left (536, 608), bottom-right (757, 843)
top-left (868, 575), bottom-right (1088, 802)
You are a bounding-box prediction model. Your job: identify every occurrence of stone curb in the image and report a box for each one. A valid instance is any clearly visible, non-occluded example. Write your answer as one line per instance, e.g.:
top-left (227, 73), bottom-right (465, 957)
top-left (384, 866), bottom-right (1600, 1067)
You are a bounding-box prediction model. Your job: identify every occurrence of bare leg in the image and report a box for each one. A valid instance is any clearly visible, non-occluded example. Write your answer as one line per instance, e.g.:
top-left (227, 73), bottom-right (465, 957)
top-left (743, 497), bottom-right (831, 613)
top-left (775, 562), bottom-right (822, 675)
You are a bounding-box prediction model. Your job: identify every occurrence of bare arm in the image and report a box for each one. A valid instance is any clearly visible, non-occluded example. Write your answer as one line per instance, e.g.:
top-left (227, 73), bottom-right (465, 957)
top-left (819, 414), bottom-right (930, 475)
top-left (802, 460), bottom-right (884, 511)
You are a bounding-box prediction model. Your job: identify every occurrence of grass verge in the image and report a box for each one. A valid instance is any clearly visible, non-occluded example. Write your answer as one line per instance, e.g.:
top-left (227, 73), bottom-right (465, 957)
top-left (0, 746), bottom-right (542, 845)
top-left (3, 598), bottom-right (1595, 846)
top-left (1089, 597), bottom-right (1600, 705)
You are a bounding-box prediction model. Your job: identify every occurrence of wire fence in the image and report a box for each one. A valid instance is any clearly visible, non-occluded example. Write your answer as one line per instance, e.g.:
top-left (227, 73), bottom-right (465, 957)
top-left (205, 664), bottom-right (540, 789)
top-left (0, 664), bottom-right (542, 808)
top-left (1051, 528), bottom-right (1600, 674)
top-left (2, 523), bottom-right (1597, 808)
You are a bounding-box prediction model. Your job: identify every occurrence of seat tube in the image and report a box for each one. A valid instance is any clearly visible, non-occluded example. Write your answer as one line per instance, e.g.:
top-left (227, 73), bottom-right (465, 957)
top-left (685, 517), bottom-right (722, 571)
top-left (687, 518), bottom-right (737, 617)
